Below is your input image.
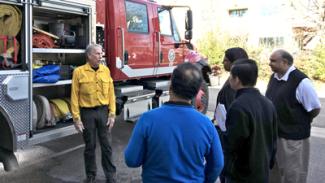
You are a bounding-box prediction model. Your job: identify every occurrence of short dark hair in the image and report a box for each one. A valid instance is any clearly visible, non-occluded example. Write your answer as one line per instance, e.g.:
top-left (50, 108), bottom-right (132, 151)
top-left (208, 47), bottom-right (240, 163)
top-left (278, 49), bottom-right (294, 65)
top-left (171, 63), bottom-right (203, 100)
top-left (225, 47), bottom-right (249, 63)
top-left (231, 59), bottom-right (258, 86)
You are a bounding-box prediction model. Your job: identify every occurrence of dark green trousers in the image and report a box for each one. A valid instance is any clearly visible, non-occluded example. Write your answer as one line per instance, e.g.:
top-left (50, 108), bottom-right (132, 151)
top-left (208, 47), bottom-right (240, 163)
top-left (80, 106), bottom-right (116, 182)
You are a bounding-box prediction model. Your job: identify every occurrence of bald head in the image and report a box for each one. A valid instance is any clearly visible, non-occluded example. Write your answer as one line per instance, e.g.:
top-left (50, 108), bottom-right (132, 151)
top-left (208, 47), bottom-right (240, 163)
top-left (269, 49), bottom-right (293, 76)
top-left (272, 49), bottom-right (294, 65)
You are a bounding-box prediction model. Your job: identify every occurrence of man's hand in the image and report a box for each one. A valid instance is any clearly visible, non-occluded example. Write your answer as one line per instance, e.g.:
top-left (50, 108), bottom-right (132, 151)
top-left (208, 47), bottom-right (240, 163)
top-left (74, 121), bottom-right (84, 133)
top-left (211, 65), bottom-right (222, 76)
top-left (107, 117), bottom-right (115, 132)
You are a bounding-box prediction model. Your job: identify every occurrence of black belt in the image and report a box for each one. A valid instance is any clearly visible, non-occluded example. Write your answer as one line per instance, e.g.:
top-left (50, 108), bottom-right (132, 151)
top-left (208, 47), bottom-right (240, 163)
top-left (81, 105), bottom-right (107, 110)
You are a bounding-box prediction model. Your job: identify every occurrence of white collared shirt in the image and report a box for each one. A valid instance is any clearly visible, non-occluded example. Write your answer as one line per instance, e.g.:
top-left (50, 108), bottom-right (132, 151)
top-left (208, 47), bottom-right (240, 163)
top-left (273, 65), bottom-right (321, 112)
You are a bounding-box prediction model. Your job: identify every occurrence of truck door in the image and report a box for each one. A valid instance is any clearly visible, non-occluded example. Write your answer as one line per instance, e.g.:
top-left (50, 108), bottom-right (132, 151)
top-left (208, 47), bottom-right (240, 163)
top-left (155, 7), bottom-right (184, 72)
top-left (120, 0), bottom-right (155, 79)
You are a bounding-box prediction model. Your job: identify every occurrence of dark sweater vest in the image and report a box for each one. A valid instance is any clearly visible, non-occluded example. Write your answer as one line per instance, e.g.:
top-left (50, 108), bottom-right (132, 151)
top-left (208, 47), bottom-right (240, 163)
top-left (266, 69), bottom-right (311, 140)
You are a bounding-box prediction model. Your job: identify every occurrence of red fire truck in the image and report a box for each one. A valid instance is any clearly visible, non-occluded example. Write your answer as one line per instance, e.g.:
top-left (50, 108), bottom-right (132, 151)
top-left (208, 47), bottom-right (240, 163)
top-left (95, 0), bottom-right (210, 119)
top-left (0, 0), bottom-right (210, 171)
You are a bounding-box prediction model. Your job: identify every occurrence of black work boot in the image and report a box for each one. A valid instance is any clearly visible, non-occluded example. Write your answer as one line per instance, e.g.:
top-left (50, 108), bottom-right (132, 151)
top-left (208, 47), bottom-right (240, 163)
top-left (106, 178), bottom-right (116, 183)
top-left (106, 174), bottom-right (116, 183)
top-left (84, 176), bottom-right (96, 183)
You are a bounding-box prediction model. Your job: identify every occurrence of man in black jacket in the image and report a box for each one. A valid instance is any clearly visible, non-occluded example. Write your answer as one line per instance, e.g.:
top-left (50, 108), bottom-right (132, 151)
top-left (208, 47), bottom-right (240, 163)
top-left (213, 47), bottom-right (249, 112)
top-left (266, 49), bottom-right (321, 183)
top-left (212, 47), bottom-right (249, 183)
top-left (224, 59), bottom-right (278, 183)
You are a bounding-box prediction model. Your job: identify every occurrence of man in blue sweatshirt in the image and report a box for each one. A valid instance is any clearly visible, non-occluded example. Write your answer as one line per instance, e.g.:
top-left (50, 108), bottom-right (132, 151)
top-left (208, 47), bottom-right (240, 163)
top-left (124, 62), bottom-right (224, 183)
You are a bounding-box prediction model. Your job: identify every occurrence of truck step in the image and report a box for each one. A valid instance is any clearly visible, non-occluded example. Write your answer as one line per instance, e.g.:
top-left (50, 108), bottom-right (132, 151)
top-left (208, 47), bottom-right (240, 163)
top-left (123, 93), bottom-right (154, 121)
top-left (144, 80), bottom-right (170, 90)
top-left (114, 85), bottom-right (143, 95)
top-left (125, 117), bottom-right (139, 123)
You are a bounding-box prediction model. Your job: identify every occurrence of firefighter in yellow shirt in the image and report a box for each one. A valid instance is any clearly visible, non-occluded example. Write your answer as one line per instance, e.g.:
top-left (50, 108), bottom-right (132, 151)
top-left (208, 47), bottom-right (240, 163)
top-left (71, 44), bottom-right (116, 183)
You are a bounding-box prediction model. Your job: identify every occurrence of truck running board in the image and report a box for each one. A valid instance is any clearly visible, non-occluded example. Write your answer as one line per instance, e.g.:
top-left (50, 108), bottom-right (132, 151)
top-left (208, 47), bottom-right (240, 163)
top-left (115, 85), bottom-right (155, 121)
top-left (28, 125), bottom-right (76, 145)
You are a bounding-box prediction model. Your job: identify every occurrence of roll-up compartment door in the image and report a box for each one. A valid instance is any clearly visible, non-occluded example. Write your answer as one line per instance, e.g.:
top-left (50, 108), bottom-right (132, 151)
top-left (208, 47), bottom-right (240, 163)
top-left (0, 0), bottom-right (23, 6)
top-left (32, 0), bottom-right (90, 15)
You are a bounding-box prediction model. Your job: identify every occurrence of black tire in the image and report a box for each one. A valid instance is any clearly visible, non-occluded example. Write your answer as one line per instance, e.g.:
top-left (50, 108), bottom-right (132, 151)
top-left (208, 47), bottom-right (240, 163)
top-left (194, 81), bottom-right (209, 114)
top-left (152, 95), bottom-right (159, 109)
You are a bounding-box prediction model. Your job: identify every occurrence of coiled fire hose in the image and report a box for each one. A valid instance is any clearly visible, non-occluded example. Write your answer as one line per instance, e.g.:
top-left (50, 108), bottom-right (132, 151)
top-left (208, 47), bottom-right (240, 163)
top-left (0, 4), bottom-right (22, 67)
top-left (0, 5), bottom-right (21, 36)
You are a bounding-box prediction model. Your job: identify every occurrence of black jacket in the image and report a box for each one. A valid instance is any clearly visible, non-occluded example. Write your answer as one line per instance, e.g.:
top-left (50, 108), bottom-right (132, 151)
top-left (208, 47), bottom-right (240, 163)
top-left (216, 78), bottom-right (236, 111)
top-left (215, 79), bottom-right (236, 147)
top-left (224, 88), bottom-right (277, 183)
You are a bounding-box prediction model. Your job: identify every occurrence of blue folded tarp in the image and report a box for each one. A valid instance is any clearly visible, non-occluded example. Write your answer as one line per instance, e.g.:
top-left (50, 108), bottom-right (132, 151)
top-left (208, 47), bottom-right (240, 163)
top-left (33, 65), bottom-right (60, 83)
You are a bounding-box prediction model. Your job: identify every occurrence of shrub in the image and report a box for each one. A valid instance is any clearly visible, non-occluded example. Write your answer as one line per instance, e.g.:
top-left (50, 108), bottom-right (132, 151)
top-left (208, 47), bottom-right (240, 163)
top-left (196, 30), bottom-right (272, 79)
top-left (294, 51), bottom-right (316, 77)
top-left (294, 42), bottom-right (325, 82)
top-left (196, 31), bottom-right (325, 82)
top-left (312, 44), bottom-right (325, 81)
top-left (196, 31), bottom-right (226, 66)
top-left (196, 31), bottom-right (248, 66)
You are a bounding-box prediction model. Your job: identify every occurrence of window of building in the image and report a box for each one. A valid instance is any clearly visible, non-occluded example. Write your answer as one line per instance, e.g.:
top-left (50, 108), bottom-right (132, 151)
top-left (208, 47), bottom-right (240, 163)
top-left (260, 3), bottom-right (280, 17)
top-left (259, 37), bottom-right (284, 47)
top-left (125, 1), bottom-right (149, 33)
top-left (228, 8), bottom-right (248, 17)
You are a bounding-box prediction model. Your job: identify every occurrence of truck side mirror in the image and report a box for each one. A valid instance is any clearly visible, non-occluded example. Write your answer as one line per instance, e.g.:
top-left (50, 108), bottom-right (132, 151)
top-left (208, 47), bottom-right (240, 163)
top-left (185, 30), bottom-right (192, 40)
top-left (185, 10), bottom-right (193, 31)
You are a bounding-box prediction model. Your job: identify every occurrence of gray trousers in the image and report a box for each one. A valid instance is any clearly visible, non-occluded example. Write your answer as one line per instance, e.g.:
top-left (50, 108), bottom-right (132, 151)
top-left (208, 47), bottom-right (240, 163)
top-left (80, 106), bottom-right (116, 182)
top-left (270, 137), bottom-right (310, 183)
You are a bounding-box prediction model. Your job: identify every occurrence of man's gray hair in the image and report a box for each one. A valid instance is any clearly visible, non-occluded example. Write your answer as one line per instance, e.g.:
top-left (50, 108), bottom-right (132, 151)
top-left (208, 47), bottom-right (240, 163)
top-left (85, 44), bottom-right (103, 59)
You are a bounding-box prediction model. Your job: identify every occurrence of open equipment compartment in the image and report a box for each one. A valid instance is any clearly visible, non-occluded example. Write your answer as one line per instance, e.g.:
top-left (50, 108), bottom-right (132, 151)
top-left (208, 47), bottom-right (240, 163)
top-left (0, 1), bottom-right (26, 70)
top-left (30, 0), bottom-right (92, 140)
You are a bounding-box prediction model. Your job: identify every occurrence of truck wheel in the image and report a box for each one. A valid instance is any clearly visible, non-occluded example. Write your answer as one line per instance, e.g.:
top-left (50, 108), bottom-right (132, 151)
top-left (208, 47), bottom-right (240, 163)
top-left (194, 81), bottom-right (209, 114)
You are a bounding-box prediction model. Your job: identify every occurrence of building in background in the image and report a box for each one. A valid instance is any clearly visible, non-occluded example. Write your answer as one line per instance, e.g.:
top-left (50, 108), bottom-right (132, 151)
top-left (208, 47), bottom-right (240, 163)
top-left (157, 0), bottom-right (324, 50)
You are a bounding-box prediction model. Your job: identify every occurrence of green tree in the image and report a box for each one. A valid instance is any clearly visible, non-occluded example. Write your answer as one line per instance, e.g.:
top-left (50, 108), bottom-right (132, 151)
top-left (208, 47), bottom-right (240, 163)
top-left (289, 0), bottom-right (325, 49)
top-left (196, 30), bottom-right (272, 78)
top-left (196, 30), bottom-right (248, 66)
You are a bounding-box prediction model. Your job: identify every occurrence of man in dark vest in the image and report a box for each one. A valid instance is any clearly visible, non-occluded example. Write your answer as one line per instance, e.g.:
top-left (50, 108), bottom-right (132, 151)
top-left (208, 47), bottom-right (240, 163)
top-left (223, 59), bottom-right (277, 183)
top-left (266, 49), bottom-right (321, 183)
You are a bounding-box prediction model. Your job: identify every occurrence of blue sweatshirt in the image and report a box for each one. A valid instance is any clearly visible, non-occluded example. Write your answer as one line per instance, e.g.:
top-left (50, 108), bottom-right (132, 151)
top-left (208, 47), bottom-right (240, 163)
top-left (124, 102), bottom-right (224, 183)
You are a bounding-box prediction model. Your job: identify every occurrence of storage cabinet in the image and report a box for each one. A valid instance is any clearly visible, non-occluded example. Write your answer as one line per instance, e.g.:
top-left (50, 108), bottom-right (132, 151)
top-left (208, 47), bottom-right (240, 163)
top-left (0, 1), bottom-right (26, 70)
top-left (0, 0), bottom-right (95, 149)
top-left (31, 0), bottom-right (92, 88)
top-left (30, 0), bottom-right (93, 132)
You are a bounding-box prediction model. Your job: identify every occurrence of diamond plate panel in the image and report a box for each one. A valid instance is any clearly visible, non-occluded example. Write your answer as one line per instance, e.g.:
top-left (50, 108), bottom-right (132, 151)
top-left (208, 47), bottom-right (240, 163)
top-left (0, 72), bottom-right (30, 149)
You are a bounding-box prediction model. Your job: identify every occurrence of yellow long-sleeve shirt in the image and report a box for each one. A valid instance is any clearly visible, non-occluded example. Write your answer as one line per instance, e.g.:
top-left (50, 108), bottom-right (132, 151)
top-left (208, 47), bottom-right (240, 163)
top-left (71, 63), bottom-right (116, 122)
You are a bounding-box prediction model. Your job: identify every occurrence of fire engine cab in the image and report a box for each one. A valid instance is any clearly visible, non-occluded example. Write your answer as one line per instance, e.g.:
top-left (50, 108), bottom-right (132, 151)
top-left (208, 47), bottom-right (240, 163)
top-left (0, 0), bottom-right (210, 171)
